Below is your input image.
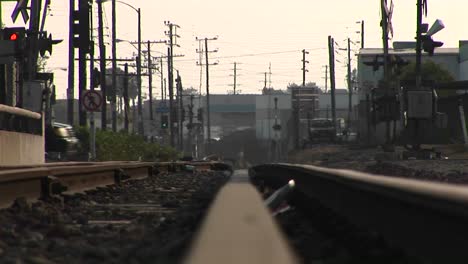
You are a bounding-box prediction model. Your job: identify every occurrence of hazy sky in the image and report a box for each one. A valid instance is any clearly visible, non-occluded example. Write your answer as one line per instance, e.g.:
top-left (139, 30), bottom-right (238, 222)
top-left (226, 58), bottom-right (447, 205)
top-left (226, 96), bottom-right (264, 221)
top-left (2, 0), bottom-right (468, 99)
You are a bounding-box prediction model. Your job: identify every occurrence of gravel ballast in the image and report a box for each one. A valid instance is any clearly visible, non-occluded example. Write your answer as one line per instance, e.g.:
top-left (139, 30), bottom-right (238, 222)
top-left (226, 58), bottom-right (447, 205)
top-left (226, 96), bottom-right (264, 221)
top-left (0, 169), bottom-right (229, 264)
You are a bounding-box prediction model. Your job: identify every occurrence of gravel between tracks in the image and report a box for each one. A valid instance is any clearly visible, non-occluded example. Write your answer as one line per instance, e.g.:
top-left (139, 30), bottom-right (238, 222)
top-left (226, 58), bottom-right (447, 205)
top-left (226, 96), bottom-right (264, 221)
top-left (0, 169), bottom-right (229, 264)
top-left (289, 144), bottom-right (468, 184)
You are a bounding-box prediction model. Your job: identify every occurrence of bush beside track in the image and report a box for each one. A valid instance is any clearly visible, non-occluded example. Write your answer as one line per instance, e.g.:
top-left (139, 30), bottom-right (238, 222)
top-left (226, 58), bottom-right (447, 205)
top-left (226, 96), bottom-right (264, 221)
top-left (75, 127), bottom-right (179, 162)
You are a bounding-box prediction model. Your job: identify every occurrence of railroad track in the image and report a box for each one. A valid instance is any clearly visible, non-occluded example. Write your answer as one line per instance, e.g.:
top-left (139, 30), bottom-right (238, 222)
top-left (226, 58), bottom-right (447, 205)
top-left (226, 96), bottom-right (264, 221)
top-left (0, 161), bottom-right (229, 208)
top-left (250, 163), bottom-right (468, 263)
top-left (4, 160), bottom-right (467, 263)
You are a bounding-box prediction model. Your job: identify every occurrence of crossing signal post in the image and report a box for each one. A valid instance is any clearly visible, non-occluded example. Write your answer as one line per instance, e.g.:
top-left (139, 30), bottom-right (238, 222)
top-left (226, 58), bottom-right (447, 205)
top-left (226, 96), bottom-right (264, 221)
top-left (73, 0), bottom-right (92, 126)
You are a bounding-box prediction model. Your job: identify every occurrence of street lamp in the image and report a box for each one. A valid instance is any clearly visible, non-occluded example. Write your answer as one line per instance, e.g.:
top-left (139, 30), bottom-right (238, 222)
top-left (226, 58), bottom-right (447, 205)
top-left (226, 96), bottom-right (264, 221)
top-left (97, 0), bottom-right (142, 136)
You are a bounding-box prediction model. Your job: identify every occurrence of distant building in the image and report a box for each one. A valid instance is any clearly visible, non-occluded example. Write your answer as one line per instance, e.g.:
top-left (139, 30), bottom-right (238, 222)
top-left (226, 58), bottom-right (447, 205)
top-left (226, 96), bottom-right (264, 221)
top-left (316, 90), bottom-right (359, 123)
top-left (288, 83), bottom-right (320, 119)
top-left (207, 94), bottom-right (256, 139)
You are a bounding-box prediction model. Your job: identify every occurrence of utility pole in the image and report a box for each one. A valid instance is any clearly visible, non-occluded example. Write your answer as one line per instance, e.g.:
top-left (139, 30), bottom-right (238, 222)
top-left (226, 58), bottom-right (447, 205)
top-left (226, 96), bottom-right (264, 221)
top-left (268, 65), bottom-right (272, 145)
top-left (322, 65), bottom-right (328, 92)
top-left (111, 0), bottom-right (117, 132)
top-left (234, 62), bottom-right (237, 94)
top-left (196, 36), bottom-right (218, 153)
top-left (123, 63), bottom-right (129, 132)
top-left (97, 0), bottom-right (107, 129)
top-left (347, 38), bottom-right (352, 130)
top-left (89, 7), bottom-right (96, 160)
top-left (228, 62), bottom-right (242, 94)
top-left (301, 49), bottom-right (309, 86)
top-left (137, 8), bottom-right (143, 137)
top-left (381, 0), bottom-right (390, 82)
top-left (78, 0), bottom-right (88, 126)
top-left (137, 41), bottom-right (170, 132)
top-left (147, 41), bottom-right (153, 121)
top-left (165, 21), bottom-right (181, 147)
top-left (136, 55), bottom-right (143, 136)
top-left (160, 57), bottom-right (164, 100)
top-left (328, 36), bottom-right (337, 134)
top-left (268, 62), bottom-right (272, 88)
top-left (204, 38), bottom-right (212, 152)
top-left (89, 40), bottom-right (96, 159)
top-left (229, 62), bottom-right (242, 94)
top-left (167, 47), bottom-right (175, 147)
top-left (415, 0), bottom-right (423, 90)
top-left (176, 71), bottom-right (184, 151)
top-left (294, 84), bottom-right (300, 149)
top-left (361, 20), bottom-right (365, 49)
top-left (68, 0), bottom-right (75, 125)
top-left (381, 0), bottom-right (391, 144)
top-left (164, 77), bottom-right (167, 101)
top-left (188, 95), bottom-right (194, 156)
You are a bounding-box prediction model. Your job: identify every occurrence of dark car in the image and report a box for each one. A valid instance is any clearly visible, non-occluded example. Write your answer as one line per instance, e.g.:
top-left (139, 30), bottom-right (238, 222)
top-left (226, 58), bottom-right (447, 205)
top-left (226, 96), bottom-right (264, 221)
top-left (308, 118), bottom-right (336, 143)
top-left (45, 122), bottom-right (79, 160)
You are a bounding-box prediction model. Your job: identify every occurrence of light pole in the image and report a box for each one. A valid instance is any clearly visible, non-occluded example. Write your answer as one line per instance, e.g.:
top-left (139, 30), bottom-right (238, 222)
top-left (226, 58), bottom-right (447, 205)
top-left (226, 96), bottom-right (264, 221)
top-left (98, 0), bottom-right (142, 136)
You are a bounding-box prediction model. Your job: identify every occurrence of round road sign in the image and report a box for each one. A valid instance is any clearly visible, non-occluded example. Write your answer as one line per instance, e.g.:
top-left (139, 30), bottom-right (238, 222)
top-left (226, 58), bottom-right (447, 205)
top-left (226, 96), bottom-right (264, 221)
top-left (82, 90), bottom-right (103, 112)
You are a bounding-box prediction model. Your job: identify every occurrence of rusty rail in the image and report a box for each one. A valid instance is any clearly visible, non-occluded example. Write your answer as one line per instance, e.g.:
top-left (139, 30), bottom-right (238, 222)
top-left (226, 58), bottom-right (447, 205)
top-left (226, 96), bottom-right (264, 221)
top-left (0, 161), bottom-right (228, 208)
top-left (250, 163), bottom-right (468, 264)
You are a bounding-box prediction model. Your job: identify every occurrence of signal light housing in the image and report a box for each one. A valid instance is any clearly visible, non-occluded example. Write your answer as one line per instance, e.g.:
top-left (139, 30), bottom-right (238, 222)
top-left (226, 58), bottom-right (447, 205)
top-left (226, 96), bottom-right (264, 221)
top-left (422, 35), bottom-right (443, 56)
top-left (3, 27), bottom-right (25, 42)
top-left (2, 27), bottom-right (26, 56)
top-left (37, 33), bottom-right (63, 57)
top-left (9, 33), bottom-right (18, 41)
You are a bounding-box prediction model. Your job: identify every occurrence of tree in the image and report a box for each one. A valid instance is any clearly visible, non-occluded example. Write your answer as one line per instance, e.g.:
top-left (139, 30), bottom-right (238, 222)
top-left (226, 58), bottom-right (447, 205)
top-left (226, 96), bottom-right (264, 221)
top-left (398, 60), bottom-right (454, 82)
top-left (351, 68), bottom-right (358, 90)
top-left (105, 67), bottom-right (138, 101)
top-left (397, 60), bottom-right (455, 97)
top-left (37, 56), bottom-right (48, 71)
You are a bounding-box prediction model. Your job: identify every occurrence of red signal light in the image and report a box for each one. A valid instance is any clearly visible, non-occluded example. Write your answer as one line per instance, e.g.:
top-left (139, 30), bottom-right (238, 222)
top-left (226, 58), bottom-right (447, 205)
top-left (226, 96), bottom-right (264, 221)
top-left (9, 33), bottom-right (18, 41)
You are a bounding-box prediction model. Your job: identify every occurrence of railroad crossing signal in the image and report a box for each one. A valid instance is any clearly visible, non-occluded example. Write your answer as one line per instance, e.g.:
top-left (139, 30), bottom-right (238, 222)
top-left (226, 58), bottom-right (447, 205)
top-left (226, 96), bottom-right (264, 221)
top-left (11, 0), bottom-right (30, 24)
top-left (72, 0), bottom-right (91, 53)
top-left (421, 36), bottom-right (443, 56)
top-left (2, 27), bottom-right (26, 57)
top-left (37, 33), bottom-right (63, 57)
top-left (82, 90), bottom-right (103, 112)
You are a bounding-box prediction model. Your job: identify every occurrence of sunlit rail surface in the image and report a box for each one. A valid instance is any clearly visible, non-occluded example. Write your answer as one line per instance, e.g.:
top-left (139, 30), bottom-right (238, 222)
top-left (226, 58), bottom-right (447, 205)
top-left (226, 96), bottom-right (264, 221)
top-left (251, 163), bottom-right (468, 263)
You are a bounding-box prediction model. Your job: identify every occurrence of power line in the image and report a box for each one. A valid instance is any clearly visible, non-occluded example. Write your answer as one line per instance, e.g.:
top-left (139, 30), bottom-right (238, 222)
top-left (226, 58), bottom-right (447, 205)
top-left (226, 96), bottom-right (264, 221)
top-left (174, 48), bottom-right (326, 62)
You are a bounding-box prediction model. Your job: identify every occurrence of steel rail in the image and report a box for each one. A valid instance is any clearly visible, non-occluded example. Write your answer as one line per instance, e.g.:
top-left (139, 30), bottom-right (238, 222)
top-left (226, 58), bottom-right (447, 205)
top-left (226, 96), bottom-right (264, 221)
top-left (250, 163), bottom-right (468, 264)
top-left (186, 169), bottom-right (297, 264)
top-left (0, 161), bottom-right (229, 208)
